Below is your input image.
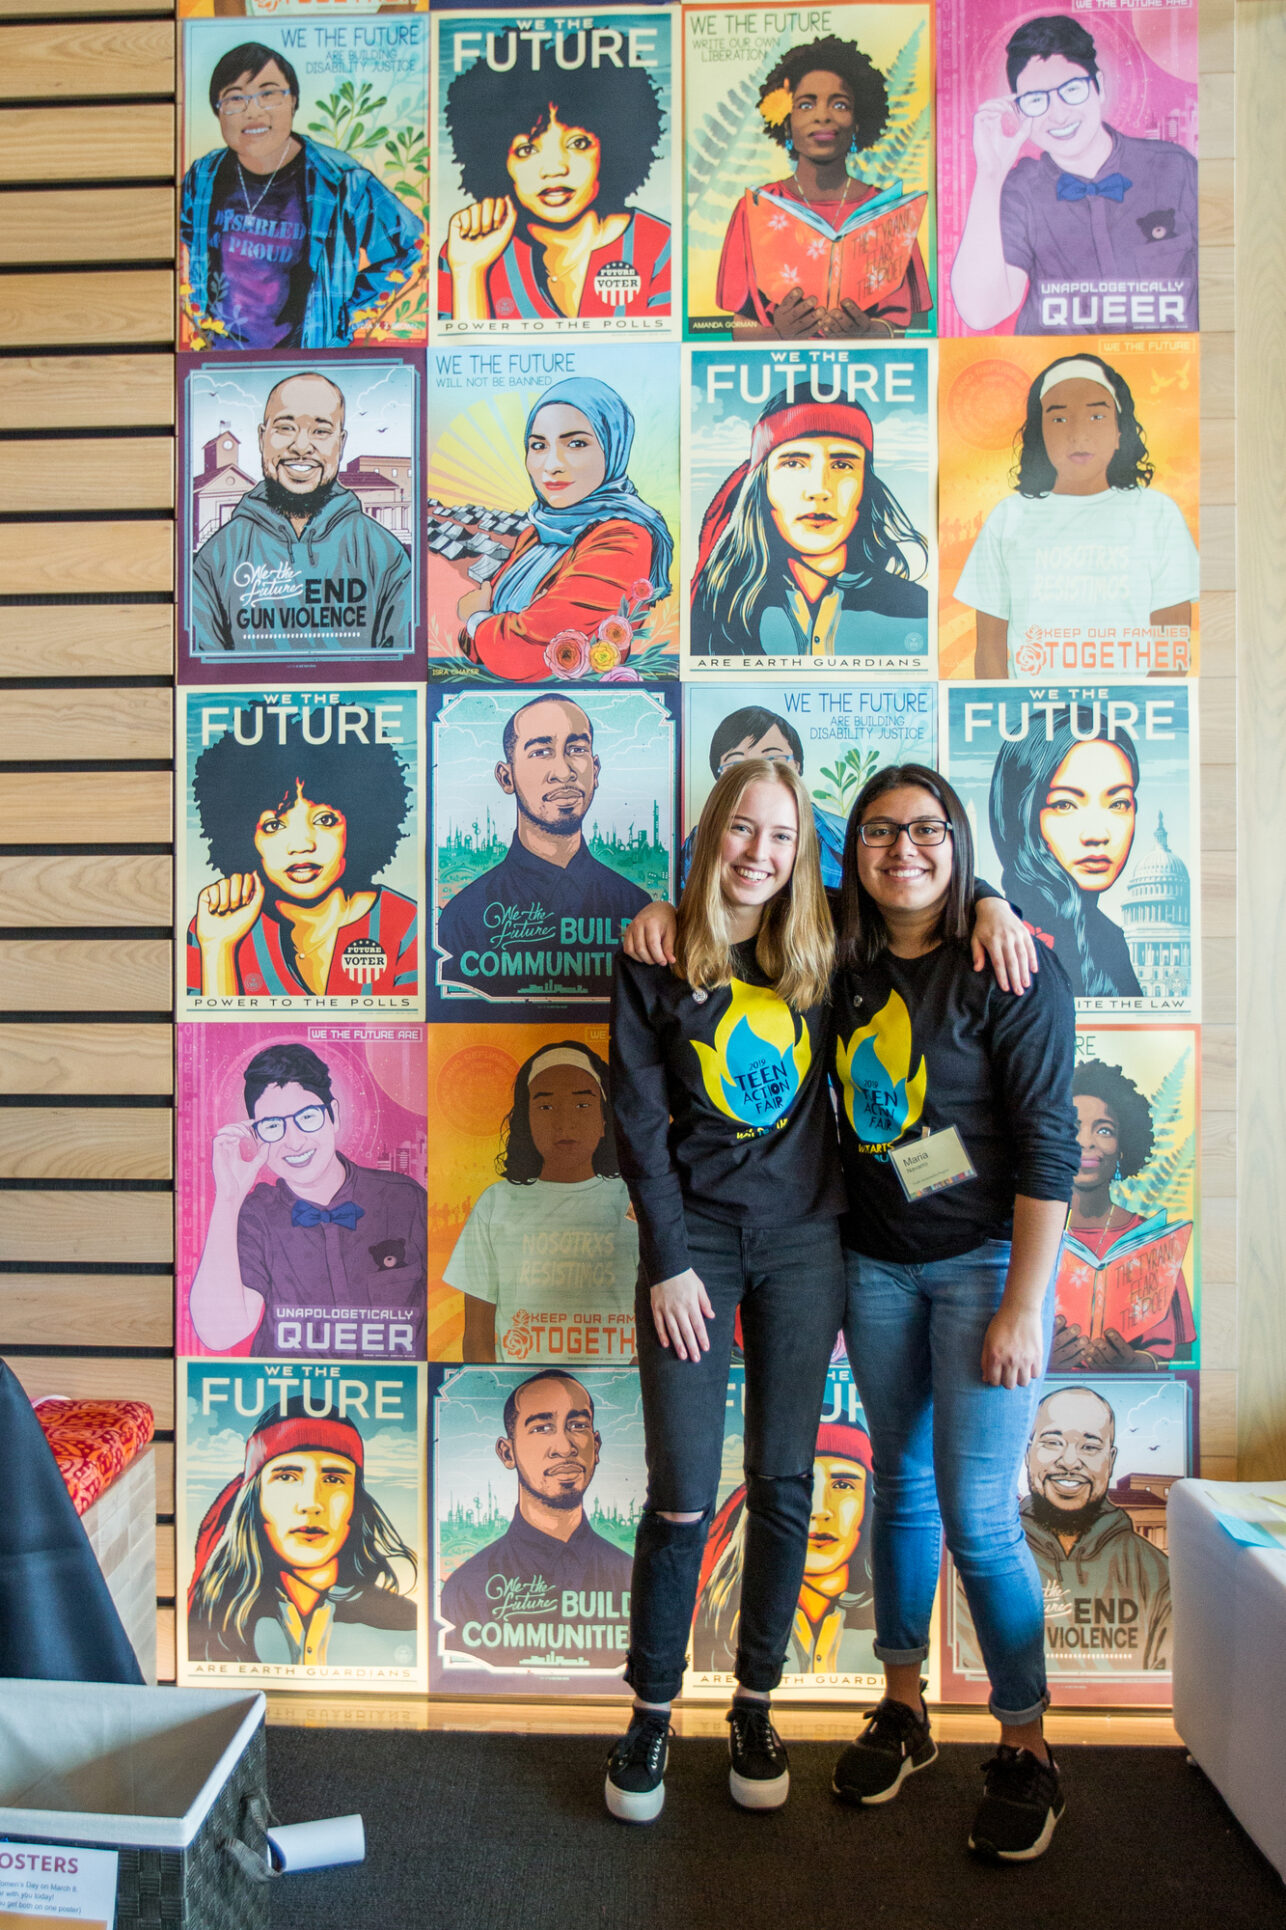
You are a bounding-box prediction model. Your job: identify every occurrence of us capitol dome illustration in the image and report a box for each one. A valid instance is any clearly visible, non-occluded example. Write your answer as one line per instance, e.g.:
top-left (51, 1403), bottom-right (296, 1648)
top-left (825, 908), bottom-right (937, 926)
top-left (1123, 813), bottom-right (1191, 998)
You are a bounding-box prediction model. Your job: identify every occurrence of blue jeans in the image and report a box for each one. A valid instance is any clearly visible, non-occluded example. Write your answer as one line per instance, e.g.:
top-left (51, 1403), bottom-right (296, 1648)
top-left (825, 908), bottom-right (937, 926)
top-left (842, 1239), bottom-right (1055, 1725)
top-left (625, 1211), bottom-right (845, 1705)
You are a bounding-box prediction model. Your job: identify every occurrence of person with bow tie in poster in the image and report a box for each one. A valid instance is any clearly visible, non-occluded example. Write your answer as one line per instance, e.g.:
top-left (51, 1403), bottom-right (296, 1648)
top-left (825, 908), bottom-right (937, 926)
top-left (950, 14), bottom-right (1198, 335)
top-left (189, 1043), bottom-right (427, 1360)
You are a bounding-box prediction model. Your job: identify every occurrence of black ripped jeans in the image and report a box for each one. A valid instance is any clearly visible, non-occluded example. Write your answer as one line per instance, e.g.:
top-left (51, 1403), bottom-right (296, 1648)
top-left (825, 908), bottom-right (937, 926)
top-left (624, 1209), bottom-right (845, 1705)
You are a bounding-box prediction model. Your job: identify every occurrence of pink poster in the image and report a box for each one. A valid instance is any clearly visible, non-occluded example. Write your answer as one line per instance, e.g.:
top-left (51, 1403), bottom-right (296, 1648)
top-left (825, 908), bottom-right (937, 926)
top-left (937, 1), bottom-right (1198, 337)
top-left (177, 1022), bottom-right (427, 1360)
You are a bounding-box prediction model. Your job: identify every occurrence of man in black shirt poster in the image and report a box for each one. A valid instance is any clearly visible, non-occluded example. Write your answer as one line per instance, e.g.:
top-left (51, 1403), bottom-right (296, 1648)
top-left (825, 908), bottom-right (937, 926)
top-left (435, 694), bottom-right (651, 1003)
top-left (439, 1371), bottom-right (633, 1662)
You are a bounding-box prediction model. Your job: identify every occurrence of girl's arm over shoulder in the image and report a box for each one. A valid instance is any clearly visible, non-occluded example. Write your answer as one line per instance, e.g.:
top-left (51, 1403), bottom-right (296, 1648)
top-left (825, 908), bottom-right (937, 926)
top-left (623, 898), bottom-right (677, 966)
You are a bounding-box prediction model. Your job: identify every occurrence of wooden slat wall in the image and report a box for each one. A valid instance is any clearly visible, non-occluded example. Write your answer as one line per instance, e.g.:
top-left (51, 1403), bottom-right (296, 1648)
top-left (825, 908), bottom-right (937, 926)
top-left (0, 1), bottom-right (178, 1678)
top-left (0, 0), bottom-right (1258, 1698)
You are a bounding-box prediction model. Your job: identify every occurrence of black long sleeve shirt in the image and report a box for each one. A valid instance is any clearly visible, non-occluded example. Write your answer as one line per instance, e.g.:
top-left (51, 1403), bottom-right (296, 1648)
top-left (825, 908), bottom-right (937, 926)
top-left (831, 939), bottom-right (1079, 1263)
top-left (609, 943), bottom-right (844, 1286)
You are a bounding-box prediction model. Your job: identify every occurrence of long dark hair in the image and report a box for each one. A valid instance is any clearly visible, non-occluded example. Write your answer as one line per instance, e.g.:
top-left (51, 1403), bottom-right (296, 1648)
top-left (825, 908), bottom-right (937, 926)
top-left (989, 708), bottom-right (1140, 997)
top-left (1013, 354), bottom-right (1155, 497)
top-left (836, 763), bottom-right (974, 969)
top-left (498, 1042), bottom-right (620, 1184)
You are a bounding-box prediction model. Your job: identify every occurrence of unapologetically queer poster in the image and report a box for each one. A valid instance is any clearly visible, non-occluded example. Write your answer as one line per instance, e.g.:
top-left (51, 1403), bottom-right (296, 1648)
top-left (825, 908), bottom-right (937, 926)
top-left (428, 1364), bottom-right (642, 1695)
top-left (427, 683), bottom-right (676, 1015)
top-left (177, 1022), bottom-right (428, 1361)
top-left (684, 0), bottom-right (934, 340)
top-left (179, 684), bottom-right (425, 1021)
top-left (937, 0), bottom-right (1199, 337)
top-left (1055, 1024), bottom-right (1199, 1376)
top-left (432, 10), bottom-right (678, 335)
top-left (426, 1023), bottom-right (637, 1366)
top-left (939, 1371), bottom-right (1197, 1707)
top-left (682, 680), bottom-right (935, 890)
top-left (684, 343), bottom-right (935, 675)
top-left (178, 349), bottom-right (424, 680)
top-left (425, 342), bottom-right (680, 681)
top-left (687, 1357), bottom-right (882, 1702)
top-left (938, 335), bottom-right (1200, 681)
top-left (941, 683), bottom-right (1199, 1017)
top-left (179, 18), bottom-right (429, 349)
top-left (178, 1358), bottom-right (427, 1690)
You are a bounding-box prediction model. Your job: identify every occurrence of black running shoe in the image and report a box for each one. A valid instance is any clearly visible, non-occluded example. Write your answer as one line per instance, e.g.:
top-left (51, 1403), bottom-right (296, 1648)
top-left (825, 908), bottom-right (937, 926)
top-left (831, 1695), bottom-right (937, 1806)
top-left (726, 1700), bottom-right (790, 1810)
top-left (605, 1710), bottom-right (672, 1823)
top-left (969, 1745), bottom-right (1065, 1862)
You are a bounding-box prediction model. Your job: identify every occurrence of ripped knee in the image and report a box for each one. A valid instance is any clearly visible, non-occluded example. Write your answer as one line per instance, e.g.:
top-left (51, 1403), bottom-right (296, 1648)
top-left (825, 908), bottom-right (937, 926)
top-left (656, 1510), bottom-right (704, 1524)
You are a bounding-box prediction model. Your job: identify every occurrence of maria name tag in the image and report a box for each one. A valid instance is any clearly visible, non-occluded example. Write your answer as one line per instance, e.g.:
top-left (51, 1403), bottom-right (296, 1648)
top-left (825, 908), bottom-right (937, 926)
top-left (889, 1127), bottom-right (976, 1202)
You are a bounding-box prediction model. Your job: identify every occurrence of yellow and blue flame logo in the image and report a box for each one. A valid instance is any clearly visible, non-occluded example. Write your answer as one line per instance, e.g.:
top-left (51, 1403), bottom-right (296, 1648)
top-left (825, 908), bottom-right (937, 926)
top-left (692, 978), bottom-right (812, 1132)
top-left (835, 989), bottom-right (926, 1148)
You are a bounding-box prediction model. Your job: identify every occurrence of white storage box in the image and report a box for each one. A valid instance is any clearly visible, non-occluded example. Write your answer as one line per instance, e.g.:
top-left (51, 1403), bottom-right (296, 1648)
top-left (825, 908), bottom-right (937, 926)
top-left (0, 1680), bottom-right (270, 1928)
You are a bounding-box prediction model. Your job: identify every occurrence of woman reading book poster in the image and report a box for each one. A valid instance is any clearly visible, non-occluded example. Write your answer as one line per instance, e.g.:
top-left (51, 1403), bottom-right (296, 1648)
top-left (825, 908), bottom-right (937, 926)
top-left (1050, 1058), bottom-right (1195, 1375)
top-left (716, 35), bottom-right (932, 341)
top-left (690, 391), bottom-right (929, 658)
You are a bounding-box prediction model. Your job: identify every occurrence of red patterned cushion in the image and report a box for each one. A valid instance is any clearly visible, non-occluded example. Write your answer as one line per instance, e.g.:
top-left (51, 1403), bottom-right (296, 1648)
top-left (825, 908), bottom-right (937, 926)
top-left (33, 1398), bottom-right (155, 1517)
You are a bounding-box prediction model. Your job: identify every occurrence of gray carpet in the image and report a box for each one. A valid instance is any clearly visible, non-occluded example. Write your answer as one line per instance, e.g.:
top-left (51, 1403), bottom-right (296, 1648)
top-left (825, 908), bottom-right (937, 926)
top-left (265, 1728), bottom-right (1283, 1930)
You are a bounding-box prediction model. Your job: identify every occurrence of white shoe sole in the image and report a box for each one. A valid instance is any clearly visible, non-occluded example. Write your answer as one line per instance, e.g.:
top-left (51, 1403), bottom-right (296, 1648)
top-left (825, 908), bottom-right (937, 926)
top-left (969, 1800), bottom-right (1063, 1862)
top-left (729, 1765), bottom-right (790, 1810)
top-left (605, 1773), bottom-right (666, 1823)
top-left (833, 1740), bottom-right (938, 1807)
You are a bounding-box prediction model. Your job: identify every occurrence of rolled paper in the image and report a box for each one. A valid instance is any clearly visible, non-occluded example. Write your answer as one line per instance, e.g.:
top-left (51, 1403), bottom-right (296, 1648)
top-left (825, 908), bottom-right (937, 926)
top-left (266, 1814), bottom-right (366, 1874)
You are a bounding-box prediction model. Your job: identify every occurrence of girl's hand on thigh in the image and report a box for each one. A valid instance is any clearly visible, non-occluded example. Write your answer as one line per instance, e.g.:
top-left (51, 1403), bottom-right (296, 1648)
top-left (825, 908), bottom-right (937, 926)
top-left (981, 1305), bottom-right (1045, 1388)
top-left (650, 1269), bottom-right (715, 1361)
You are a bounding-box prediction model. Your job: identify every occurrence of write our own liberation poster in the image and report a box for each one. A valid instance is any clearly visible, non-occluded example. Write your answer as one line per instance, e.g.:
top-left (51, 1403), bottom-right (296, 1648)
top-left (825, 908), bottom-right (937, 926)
top-left (171, 0), bottom-right (1209, 1708)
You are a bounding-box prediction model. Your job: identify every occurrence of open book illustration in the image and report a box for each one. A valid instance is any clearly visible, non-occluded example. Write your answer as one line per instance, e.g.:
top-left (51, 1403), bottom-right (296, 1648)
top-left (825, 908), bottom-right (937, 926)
top-left (1057, 1211), bottom-right (1194, 1343)
top-left (741, 181), bottom-right (928, 313)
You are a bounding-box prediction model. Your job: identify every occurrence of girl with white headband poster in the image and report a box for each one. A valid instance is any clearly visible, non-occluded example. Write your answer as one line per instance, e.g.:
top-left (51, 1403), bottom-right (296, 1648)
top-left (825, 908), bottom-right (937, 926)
top-left (949, 347), bottom-right (1199, 681)
top-left (444, 1039), bottom-right (639, 1365)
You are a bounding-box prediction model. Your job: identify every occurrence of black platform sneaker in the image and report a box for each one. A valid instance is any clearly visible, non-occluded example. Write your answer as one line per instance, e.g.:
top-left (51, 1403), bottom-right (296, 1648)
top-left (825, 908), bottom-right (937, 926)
top-left (605, 1709), bottom-right (672, 1823)
top-left (726, 1700), bottom-right (790, 1810)
top-left (968, 1745), bottom-right (1065, 1861)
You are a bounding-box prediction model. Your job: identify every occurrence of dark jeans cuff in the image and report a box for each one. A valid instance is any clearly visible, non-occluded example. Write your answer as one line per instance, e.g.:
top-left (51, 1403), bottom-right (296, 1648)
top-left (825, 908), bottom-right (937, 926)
top-left (873, 1641), bottom-right (930, 1667)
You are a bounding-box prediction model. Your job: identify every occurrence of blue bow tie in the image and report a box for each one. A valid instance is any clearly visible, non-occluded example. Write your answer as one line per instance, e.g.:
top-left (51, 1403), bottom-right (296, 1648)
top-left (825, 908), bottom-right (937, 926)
top-left (291, 1199), bottom-right (365, 1231)
top-left (1057, 171), bottom-right (1131, 204)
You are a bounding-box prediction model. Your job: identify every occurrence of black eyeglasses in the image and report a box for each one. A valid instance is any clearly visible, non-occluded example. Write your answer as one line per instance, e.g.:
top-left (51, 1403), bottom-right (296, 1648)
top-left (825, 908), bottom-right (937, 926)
top-left (1012, 75), bottom-right (1094, 119)
top-left (252, 1104), bottom-right (331, 1143)
top-left (857, 817), bottom-right (952, 848)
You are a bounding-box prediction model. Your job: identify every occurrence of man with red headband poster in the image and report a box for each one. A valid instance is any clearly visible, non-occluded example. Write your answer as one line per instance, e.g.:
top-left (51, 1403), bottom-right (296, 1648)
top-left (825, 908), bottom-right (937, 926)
top-left (182, 1368), bottom-right (424, 1684)
top-left (692, 1413), bottom-right (877, 1683)
top-left (687, 347), bottom-right (933, 673)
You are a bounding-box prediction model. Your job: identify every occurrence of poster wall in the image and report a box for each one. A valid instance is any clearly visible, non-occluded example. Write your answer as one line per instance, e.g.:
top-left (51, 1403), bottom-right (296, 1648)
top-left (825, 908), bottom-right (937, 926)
top-left (428, 1364), bottom-right (641, 1694)
top-left (177, 348), bottom-right (425, 681)
top-left (426, 1022), bottom-right (636, 1365)
top-left (940, 682), bottom-right (1200, 1016)
top-left (179, 17), bottom-right (430, 349)
top-left (426, 681), bottom-right (677, 1016)
top-left (425, 341), bottom-right (681, 681)
top-left (936, 0), bottom-right (1199, 338)
top-left (939, 1371), bottom-right (1198, 1707)
top-left (178, 1358), bottom-right (428, 1689)
top-left (684, 343), bottom-right (936, 675)
top-left (431, 10), bottom-right (678, 335)
top-left (178, 683), bottom-right (425, 1021)
top-left (684, 0), bottom-right (934, 341)
top-left (177, 1021), bottom-right (428, 1361)
top-left (938, 334), bottom-right (1200, 682)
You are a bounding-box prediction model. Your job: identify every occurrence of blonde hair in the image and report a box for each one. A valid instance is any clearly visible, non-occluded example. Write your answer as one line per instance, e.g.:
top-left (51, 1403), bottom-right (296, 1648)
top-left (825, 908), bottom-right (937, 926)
top-left (675, 759), bottom-right (833, 1010)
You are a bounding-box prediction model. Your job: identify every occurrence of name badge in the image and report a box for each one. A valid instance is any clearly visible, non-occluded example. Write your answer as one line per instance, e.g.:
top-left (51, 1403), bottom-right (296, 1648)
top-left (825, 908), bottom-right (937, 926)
top-left (889, 1126), bottom-right (976, 1203)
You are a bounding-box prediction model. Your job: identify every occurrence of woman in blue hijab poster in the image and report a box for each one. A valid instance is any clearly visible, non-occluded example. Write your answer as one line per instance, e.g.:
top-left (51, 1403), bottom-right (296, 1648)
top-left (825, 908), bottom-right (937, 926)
top-left (426, 347), bottom-right (680, 682)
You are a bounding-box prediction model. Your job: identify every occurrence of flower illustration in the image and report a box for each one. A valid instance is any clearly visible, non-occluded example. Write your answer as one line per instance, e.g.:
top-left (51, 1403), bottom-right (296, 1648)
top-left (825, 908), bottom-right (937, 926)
top-left (758, 82), bottom-right (793, 128)
top-left (596, 614), bottom-right (634, 652)
top-left (545, 630), bottom-right (591, 678)
top-left (1014, 640), bottom-right (1047, 677)
top-left (628, 577), bottom-right (654, 605)
top-left (601, 666), bottom-right (642, 684)
top-left (588, 638), bottom-right (624, 674)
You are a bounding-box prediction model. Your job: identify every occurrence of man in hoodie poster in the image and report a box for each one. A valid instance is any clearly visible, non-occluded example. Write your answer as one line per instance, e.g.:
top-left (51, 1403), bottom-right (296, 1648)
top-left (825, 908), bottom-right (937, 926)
top-left (191, 369), bottom-right (412, 660)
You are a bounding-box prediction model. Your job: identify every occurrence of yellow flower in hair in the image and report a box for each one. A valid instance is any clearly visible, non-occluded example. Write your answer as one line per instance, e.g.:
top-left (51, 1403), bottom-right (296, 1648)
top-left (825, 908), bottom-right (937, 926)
top-left (758, 82), bottom-right (793, 128)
